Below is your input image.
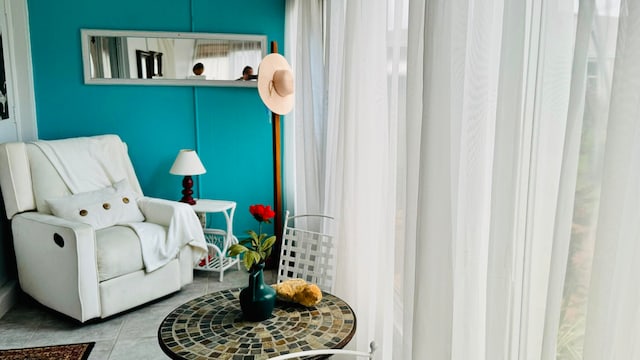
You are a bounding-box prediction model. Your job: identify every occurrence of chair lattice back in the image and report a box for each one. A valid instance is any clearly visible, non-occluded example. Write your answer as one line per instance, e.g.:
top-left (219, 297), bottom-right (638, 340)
top-left (277, 211), bottom-right (336, 292)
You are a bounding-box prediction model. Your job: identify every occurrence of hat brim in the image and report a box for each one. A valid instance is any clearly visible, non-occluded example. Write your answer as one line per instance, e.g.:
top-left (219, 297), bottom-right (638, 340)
top-left (258, 53), bottom-right (294, 115)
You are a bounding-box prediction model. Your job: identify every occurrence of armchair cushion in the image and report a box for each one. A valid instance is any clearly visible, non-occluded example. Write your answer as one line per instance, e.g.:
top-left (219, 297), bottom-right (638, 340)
top-left (95, 225), bottom-right (144, 282)
top-left (46, 180), bottom-right (145, 230)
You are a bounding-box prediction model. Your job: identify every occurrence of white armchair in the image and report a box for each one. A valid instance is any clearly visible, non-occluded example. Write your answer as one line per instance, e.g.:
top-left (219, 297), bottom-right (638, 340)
top-left (0, 135), bottom-right (207, 322)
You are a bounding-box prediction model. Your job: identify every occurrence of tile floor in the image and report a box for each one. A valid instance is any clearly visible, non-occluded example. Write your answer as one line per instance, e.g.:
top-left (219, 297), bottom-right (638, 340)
top-left (0, 268), bottom-right (274, 359)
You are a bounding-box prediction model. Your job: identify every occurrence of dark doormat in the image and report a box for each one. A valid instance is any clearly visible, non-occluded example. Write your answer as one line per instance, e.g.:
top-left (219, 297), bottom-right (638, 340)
top-left (0, 342), bottom-right (94, 360)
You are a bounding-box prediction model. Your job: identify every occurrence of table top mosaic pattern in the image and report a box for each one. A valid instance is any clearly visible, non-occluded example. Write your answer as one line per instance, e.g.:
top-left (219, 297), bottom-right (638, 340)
top-left (158, 288), bottom-right (356, 360)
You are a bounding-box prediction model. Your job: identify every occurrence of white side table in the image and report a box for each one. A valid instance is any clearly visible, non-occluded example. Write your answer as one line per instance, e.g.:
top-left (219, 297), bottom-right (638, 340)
top-left (191, 199), bottom-right (241, 281)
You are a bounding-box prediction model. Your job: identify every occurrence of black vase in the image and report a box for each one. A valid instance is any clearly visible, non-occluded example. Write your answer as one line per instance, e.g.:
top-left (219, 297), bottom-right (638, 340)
top-left (239, 263), bottom-right (276, 321)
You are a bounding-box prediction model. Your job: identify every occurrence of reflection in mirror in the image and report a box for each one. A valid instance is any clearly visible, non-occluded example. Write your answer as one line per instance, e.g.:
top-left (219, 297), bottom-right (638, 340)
top-left (81, 29), bottom-right (266, 87)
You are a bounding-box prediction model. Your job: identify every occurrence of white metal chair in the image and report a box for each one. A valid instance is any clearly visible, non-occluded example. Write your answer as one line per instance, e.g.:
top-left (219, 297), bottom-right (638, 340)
top-left (269, 341), bottom-right (376, 360)
top-left (277, 211), bottom-right (336, 292)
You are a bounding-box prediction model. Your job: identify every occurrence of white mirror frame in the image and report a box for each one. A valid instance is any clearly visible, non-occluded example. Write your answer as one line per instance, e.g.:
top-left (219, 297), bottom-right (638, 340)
top-left (80, 29), bottom-right (267, 87)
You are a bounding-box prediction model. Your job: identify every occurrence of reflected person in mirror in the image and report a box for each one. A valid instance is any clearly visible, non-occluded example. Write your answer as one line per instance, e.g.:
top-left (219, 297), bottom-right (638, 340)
top-left (189, 62), bottom-right (206, 80)
top-left (192, 63), bottom-right (204, 76)
top-left (236, 66), bottom-right (257, 81)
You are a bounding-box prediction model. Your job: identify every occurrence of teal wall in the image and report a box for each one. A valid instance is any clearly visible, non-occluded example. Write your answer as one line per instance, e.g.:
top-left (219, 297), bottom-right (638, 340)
top-left (26, 0), bottom-right (285, 235)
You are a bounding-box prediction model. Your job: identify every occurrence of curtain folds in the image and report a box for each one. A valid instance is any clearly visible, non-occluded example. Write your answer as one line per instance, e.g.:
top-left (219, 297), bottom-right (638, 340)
top-left (582, 0), bottom-right (640, 357)
top-left (285, 0), bottom-right (639, 358)
top-left (324, 1), bottom-right (397, 357)
top-left (284, 0), bottom-right (326, 216)
top-left (410, 0), bottom-right (528, 358)
top-left (287, 0), bottom-right (401, 356)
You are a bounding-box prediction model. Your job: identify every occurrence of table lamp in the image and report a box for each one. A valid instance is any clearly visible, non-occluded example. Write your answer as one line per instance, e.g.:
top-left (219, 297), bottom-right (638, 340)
top-left (169, 149), bottom-right (206, 205)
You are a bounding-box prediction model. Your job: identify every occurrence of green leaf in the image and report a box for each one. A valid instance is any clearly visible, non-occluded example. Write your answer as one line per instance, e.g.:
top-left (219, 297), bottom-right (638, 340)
top-left (242, 250), bottom-right (263, 271)
top-left (238, 238), bottom-right (253, 247)
top-left (244, 230), bottom-right (258, 249)
top-left (228, 244), bottom-right (248, 257)
top-left (260, 236), bottom-right (276, 252)
top-left (242, 251), bottom-right (254, 270)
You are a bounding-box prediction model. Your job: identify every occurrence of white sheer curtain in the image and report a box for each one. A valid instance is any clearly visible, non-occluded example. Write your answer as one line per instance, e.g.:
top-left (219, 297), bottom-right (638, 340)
top-left (558, 1), bottom-right (640, 358)
top-left (286, 0), bottom-right (401, 357)
top-left (323, 0), bottom-right (398, 356)
top-left (408, 0), bottom-right (640, 358)
top-left (284, 0), bottom-right (326, 216)
top-left (408, 0), bottom-right (528, 358)
top-left (286, 0), bottom-right (640, 358)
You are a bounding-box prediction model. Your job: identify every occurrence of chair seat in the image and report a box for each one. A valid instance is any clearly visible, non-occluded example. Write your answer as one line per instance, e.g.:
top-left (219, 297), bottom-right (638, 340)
top-left (95, 225), bottom-right (144, 282)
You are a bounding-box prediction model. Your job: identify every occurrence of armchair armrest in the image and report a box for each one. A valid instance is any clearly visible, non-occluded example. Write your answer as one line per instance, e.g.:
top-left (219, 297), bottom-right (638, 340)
top-left (137, 197), bottom-right (193, 227)
top-left (137, 196), bottom-right (207, 263)
top-left (11, 212), bottom-right (101, 322)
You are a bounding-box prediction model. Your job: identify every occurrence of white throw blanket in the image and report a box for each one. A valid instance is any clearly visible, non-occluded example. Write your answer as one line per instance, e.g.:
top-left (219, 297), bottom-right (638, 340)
top-left (32, 135), bottom-right (206, 272)
top-left (135, 197), bottom-right (208, 272)
top-left (32, 135), bottom-right (142, 195)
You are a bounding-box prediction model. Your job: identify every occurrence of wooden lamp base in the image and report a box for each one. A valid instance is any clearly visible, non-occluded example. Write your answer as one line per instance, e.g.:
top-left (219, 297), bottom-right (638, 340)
top-left (179, 175), bottom-right (196, 205)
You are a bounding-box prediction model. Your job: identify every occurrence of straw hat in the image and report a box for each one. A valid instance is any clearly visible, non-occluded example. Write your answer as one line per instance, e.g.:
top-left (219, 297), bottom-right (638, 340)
top-left (258, 53), bottom-right (294, 115)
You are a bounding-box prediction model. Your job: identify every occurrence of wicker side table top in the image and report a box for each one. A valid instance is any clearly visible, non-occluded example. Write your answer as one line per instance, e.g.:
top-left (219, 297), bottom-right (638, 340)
top-left (158, 288), bottom-right (357, 360)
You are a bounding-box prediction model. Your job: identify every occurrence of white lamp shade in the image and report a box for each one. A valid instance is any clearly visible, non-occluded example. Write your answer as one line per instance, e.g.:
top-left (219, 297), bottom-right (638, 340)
top-left (169, 149), bottom-right (206, 175)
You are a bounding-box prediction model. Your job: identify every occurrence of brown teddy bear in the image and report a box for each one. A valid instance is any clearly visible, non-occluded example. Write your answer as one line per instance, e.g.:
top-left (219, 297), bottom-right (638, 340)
top-left (272, 279), bottom-right (323, 307)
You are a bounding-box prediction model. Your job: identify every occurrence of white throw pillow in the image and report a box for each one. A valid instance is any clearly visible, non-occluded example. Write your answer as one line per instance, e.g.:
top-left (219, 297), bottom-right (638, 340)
top-left (46, 180), bottom-right (145, 230)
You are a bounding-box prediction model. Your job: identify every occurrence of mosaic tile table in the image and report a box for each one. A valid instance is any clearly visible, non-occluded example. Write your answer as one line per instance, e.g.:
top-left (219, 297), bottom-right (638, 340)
top-left (158, 288), bottom-right (357, 360)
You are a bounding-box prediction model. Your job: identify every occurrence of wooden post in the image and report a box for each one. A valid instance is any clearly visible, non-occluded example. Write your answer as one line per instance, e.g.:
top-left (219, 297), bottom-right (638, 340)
top-left (268, 40), bottom-right (283, 269)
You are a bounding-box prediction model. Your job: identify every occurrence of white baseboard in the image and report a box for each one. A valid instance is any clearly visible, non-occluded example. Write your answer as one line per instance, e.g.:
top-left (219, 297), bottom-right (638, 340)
top-left (0, 280), bottom-right (17, 318)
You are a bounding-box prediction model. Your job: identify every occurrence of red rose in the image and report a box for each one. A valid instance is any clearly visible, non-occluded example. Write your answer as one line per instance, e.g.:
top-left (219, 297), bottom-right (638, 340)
top-left (249, 204), bottom-right (275, 223)
top-left (263, 205), bottom-right (275, 220)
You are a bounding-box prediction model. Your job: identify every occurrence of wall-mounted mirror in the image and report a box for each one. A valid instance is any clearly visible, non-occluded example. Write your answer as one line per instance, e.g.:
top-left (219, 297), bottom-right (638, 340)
top-left (81, 29), bottom-right (267, 87)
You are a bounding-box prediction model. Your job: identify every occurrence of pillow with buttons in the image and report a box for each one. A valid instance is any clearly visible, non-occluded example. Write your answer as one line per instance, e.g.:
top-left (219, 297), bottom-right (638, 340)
top-left (46, 179), bottom-right (145, 230)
